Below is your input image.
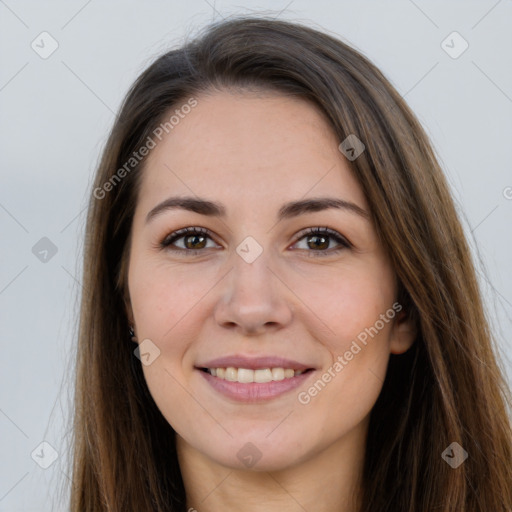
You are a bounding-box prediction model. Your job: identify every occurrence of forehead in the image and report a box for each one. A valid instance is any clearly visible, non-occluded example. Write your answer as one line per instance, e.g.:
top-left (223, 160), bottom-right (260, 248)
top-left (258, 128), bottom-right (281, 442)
top-left (137, 90), bottom-right (368, 213)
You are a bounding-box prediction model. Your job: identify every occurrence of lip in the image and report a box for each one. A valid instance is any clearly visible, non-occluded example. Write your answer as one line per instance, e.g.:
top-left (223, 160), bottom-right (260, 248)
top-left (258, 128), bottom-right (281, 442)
top-left (197, 368), bottom-right (315, 402)
top-left (196, 355), bottom-right (314, 371)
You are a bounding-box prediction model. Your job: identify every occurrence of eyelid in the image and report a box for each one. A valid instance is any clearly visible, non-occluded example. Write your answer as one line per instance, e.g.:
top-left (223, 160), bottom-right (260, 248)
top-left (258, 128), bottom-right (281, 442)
top-left (292, 226), bottom-right (352, 248)
top-left (160, 226), bottom-right (213, 246)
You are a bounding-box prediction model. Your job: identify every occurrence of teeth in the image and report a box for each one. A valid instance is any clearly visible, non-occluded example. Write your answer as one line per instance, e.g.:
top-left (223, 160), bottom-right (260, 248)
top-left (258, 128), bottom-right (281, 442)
top-left (238, 368), bottom-right (255, 383)
top-left (254, 369), bottom-right (272, 383)
top-left (206, 367), bottom-right (307, 383)
top-left (225, 367), bottom-right (237, 382)
top-left (271, 367), bottom-right (285, 381)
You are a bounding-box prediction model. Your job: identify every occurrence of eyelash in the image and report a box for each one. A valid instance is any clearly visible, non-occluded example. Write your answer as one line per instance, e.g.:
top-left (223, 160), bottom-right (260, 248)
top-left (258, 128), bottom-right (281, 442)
top-left (159, 226), bottom-right (351, 257)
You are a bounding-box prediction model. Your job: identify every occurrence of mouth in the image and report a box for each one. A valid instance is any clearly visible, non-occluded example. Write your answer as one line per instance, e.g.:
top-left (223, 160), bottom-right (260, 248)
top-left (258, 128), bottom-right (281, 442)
top-left (194, 356), bottom-right (316, 402)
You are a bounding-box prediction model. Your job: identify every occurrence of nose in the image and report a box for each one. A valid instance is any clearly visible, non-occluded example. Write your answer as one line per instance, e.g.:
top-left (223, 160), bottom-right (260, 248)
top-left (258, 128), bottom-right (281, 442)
top-left (213, 249), bottom-right (293, 336)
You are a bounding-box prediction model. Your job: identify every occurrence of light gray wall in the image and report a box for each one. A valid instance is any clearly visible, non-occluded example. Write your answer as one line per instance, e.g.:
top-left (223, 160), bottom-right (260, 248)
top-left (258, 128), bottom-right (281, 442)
top-left (1, 1), bottom-right (511, 510)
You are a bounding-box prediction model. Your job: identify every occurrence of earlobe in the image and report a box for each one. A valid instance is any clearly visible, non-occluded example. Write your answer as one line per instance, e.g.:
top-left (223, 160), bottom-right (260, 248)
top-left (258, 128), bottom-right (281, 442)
top-left (124, 295), bottom-right (135, 327)
top-left (124, 299), bottom-right (139, 343)
top-left (389, 310), bottom-right (417, 355)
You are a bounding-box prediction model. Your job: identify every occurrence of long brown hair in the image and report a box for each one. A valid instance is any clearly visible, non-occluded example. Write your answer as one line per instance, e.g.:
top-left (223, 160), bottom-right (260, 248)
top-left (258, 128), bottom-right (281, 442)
top-left (68, 16), bottom-right (512, 511)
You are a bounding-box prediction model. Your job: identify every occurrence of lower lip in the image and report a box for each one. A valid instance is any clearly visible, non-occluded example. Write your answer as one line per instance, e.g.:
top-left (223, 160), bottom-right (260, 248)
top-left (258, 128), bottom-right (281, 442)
top-left (197, 369), bottom-right (314, 402)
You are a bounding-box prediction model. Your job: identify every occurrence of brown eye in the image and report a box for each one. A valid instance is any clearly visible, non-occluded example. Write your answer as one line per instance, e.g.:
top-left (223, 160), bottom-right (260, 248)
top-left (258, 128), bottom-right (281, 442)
top-left (160, 227), bottom-right (217, 254)
top-left (182, 233), bottom-right (207, 250)
top-left (292, 227), bottom-right (351, 257)
top-left (305, 233), bottom-right (329, 250)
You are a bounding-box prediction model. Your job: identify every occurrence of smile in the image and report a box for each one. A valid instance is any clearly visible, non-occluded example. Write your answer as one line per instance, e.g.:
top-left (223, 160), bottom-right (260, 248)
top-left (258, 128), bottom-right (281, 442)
top-left (202, 367), bottom-right (309, 382)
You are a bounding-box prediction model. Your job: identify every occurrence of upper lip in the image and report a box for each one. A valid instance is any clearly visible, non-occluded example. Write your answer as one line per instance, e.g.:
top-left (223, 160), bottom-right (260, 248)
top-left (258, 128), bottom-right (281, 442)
top-left (196, 355), bottom-right (315, 371)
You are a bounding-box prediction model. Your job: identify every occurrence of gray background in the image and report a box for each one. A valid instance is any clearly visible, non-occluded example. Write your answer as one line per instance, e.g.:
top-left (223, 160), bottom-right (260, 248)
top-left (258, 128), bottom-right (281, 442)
top-left (1, 1), bottom-right (511, 510)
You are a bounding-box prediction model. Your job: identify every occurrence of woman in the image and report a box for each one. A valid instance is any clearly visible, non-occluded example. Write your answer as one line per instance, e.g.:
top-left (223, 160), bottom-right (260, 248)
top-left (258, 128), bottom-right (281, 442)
top-left (69, 16), bottom-right (512, 511)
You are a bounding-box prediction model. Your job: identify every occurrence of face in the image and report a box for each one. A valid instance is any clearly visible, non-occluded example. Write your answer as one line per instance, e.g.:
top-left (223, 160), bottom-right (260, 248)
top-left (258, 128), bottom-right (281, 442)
top-left (126, 89), bottom-right (415, 472)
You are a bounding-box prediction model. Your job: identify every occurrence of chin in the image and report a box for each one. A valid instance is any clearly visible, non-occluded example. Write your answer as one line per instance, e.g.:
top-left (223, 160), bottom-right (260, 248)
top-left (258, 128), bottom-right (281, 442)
top-left (200, 436), bottom-right (308, 472)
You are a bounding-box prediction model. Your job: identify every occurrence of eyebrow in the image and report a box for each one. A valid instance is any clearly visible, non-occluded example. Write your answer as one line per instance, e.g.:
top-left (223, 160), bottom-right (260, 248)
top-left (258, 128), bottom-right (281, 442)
top-left (145, 196), bottom-right (370, 224)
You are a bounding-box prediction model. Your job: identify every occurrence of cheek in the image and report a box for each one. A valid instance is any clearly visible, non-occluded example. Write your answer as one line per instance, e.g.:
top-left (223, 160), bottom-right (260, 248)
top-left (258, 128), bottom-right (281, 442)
top-left (299, 311), bottom-right (394, 428)
top-left (129, 258), bottom-right (219, 416)
top-left (130, 260), bottom-right (200, 427)
top-left (295, 265), bottom-right (396, 410)
top-left (129, 257), bottom-right (215, 340)
top-left (291, 263), bottom-right (395, 348)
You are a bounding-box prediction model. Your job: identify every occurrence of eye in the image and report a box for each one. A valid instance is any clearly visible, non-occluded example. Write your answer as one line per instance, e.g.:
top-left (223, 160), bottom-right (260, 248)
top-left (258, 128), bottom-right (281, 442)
top-left (291, 227), bottom-right (351, 257)
top-left (159, 226), bottom-right (351, 257)
top-left (160, 227), bottom-right (219, 255)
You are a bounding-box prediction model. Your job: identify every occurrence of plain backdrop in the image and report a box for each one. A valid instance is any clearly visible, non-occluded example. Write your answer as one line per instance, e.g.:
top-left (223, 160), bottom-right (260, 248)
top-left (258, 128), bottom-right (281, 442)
top-left (1, 1), bottom-right (511, 510)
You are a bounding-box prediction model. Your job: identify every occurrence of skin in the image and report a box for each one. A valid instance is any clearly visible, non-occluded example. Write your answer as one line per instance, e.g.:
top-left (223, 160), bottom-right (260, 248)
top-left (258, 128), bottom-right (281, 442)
top-left (126, 89), bottom-right (416, 512)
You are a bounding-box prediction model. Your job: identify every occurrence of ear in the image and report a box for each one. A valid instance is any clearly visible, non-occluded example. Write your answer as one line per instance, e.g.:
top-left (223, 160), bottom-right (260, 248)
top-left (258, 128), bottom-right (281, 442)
top-left (389, 310), bottom-right (417, 355)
